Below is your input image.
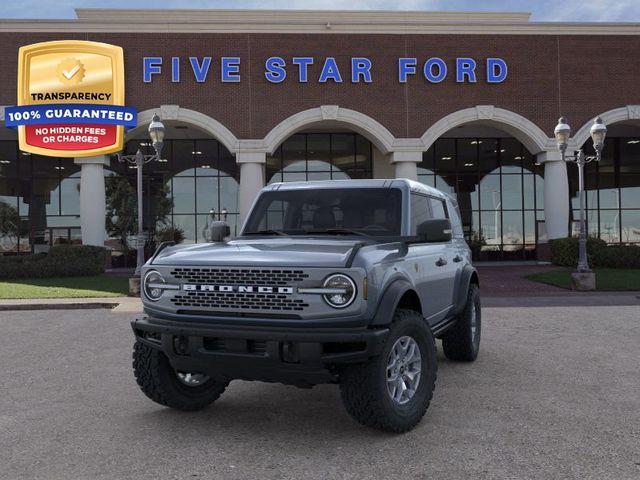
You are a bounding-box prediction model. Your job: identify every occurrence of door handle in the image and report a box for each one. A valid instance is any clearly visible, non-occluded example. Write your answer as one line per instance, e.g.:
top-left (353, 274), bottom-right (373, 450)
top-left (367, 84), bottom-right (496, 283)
top-left (435, 257), bottom-right (447, 267)
top-left (453, 255), bottom-right (462, 263)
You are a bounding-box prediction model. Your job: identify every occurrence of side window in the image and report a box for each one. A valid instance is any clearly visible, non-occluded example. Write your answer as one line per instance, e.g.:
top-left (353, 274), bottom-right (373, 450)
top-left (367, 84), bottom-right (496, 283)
top-left (447, 199), bottom-right (464, 237)
top-left (430, 198), bottom-right (448, 220)
top-left (410, 193), bottom-right (432, 235)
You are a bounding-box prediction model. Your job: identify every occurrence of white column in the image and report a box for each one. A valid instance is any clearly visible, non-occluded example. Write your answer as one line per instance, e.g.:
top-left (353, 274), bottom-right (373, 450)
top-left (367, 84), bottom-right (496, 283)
top-left (237, 151), bottom-right (266, 225)
top-left (391, 151), bottom-right (422, 181)
top-left (74, 155), bottom-right (109, 246)
top-left (538, 151), bottom-right (569, 239)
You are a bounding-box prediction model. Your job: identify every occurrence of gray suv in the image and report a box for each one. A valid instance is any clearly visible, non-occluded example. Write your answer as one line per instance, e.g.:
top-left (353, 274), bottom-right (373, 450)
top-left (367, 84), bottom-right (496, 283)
top-left (132, 179), bottom-right (480, 432)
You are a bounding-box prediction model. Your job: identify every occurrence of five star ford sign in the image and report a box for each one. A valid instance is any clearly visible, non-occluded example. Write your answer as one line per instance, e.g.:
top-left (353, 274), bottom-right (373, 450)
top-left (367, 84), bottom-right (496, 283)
top-left (4, 40), bottom-right (137, 158)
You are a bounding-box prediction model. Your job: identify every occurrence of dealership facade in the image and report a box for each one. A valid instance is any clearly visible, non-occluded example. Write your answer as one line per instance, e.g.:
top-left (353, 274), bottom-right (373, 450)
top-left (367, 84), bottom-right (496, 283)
top-left (0, 9), bottom-right (639, 261)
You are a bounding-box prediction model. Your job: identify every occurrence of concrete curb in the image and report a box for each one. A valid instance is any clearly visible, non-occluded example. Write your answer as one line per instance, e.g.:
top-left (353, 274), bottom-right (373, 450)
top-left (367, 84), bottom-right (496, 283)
top-left (0, 302), bottom-right (119, 311)
top-left (0, 296), bottom-right (140, 312)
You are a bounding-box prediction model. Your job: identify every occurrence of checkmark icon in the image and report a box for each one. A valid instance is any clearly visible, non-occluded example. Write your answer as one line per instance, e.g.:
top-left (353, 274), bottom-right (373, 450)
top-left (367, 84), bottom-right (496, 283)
top-left (62, 64), bottom-right (80, 79)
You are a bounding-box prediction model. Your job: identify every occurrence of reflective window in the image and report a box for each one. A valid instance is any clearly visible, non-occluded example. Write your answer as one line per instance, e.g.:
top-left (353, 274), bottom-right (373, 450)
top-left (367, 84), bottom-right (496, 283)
top-left (569, 137), bottom-right (640, 244)
top-left (418, 137), bottom-right (543, 260)
top-left (266, 133), bottom-right (373, 183)
top-left (410, 194), bottom-right (432, 234)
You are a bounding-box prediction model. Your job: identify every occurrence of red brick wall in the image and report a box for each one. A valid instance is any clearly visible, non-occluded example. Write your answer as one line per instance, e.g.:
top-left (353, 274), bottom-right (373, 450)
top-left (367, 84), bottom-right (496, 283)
top-left (0, 32), bottom-right (638, 141)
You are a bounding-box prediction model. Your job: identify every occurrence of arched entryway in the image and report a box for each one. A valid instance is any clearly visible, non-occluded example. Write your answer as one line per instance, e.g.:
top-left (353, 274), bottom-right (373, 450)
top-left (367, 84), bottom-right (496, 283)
top-left (418, 107), bottom-right (553, 260)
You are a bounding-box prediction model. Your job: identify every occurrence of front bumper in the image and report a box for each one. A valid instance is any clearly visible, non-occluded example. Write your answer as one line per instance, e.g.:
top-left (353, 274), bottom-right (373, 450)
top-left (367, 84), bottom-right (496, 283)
top-left (132, 315), bottom-right (389, 386)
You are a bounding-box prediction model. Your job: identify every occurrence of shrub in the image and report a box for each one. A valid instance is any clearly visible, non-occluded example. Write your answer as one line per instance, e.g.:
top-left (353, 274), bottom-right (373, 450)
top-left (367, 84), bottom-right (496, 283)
top-left (550, 237), bottom-right (640, 268)
top-left (154, 226), bottom-right (185, 245)
top-left (593, 244), bottom-right (640, 268)
top-left (0, 245), bottom-right (107, 279)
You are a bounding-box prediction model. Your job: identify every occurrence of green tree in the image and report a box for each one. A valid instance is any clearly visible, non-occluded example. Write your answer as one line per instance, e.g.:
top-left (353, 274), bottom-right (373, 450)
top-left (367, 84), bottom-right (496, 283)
top-left (0, 201), bottom-right (21, 251)
top-left (105, 176), bottom-right (172, 253)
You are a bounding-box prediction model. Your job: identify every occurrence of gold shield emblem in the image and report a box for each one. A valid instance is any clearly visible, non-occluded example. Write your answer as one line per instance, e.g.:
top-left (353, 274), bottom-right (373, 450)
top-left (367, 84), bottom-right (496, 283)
top-left (16, 40), bottom-right (125, 157)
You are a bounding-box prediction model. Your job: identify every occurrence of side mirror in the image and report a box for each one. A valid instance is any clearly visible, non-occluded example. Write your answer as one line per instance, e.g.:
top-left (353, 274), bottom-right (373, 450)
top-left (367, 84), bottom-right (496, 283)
top-left (416, 218), bottom-right (452, 243)
top-left (207, 221), bottom-right (231, 242)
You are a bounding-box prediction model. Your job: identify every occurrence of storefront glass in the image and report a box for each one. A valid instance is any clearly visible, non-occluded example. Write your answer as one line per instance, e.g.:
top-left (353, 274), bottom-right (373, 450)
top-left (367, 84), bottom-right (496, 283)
top-left (419, 137), bottom-right (544, 260)
top-left (570, 137), bottom-right (640, 244)
top-left (266, 133), bottom-right (373, 183)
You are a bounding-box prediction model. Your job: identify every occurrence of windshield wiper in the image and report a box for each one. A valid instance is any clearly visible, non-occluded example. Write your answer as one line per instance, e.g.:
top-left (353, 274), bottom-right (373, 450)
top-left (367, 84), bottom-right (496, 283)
top-left (243, 230), bottom-right (289, 236)
top-left (303, 228), bottom-right (373, 239)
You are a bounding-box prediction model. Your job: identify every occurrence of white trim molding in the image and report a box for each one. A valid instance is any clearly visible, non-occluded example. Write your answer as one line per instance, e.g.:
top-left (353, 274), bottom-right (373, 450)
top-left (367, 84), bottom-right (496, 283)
top-left (572, 105), bottom-right (640, 148)
top-left (128, 106), bottom-right (240, 154)
top-left (263, 106), bottom-right (397, 155)
top-left (420, 106), bottom-right (553, 154)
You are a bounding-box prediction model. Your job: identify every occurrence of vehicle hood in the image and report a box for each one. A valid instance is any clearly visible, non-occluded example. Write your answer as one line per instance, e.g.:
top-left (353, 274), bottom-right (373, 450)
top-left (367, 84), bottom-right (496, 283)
top-left (151, 238), bottom-right (362, 268)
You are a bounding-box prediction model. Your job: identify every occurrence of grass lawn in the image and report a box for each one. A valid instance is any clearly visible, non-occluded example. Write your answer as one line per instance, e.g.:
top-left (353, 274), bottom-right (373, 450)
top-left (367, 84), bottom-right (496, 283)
top-left (526, 268), bottom-right (640, 291)
top-left (0, 276), bottom-right (130, 299)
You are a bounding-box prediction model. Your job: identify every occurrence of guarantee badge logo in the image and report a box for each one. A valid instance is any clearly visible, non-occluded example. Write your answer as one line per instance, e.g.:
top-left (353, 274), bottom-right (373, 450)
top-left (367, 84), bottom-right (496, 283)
top-left (5, 40), bottom-right (137, 157)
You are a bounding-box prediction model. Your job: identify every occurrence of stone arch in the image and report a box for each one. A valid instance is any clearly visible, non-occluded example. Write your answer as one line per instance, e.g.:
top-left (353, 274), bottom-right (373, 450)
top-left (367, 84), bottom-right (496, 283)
top-left (127, 105), bottom-right (239, 154)
top-left (572, 105), bottom-right (640, 148)
top-left (263, 105), bottom-right (396, 155)
top-left (420, 105), bottom-right (552, 154)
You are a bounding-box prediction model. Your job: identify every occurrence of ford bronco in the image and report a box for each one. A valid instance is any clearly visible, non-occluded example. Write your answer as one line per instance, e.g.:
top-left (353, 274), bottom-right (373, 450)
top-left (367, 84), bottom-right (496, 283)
top-left (132, 179), bottom-right (481, 432)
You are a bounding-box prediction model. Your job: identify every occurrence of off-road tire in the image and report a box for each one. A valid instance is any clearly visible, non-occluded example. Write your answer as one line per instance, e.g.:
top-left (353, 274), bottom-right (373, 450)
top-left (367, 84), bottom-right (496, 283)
top-left (133, 341), bottom-right (228, 411)
top-left (339, 309), bottom-right (437, 433)
top-left (442, 283), bottom-right (481, 362)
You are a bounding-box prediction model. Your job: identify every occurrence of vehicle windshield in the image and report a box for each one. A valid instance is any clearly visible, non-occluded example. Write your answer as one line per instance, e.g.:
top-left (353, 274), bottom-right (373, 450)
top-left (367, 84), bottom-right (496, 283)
top-left (243, 188), bottom-right (402, 237)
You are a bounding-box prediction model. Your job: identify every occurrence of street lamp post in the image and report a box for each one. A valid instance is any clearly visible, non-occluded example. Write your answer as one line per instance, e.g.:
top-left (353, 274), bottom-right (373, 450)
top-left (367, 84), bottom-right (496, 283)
top-left (553, 116), bottom-right (607, 286)
top-left (117, 113), bottom-right (166, 276)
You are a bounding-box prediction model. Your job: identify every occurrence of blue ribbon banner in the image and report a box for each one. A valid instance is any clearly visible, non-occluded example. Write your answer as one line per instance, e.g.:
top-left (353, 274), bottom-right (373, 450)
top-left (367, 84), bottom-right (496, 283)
top-left (4, 104), bottom-right (138, 128)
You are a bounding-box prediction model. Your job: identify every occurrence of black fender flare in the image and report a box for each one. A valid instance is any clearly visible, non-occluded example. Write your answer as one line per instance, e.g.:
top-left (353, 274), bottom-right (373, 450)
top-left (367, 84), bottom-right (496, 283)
top-left (453, 265), bottom-right (479, 316)
top-left (370, 278), bottom-right (419, 327)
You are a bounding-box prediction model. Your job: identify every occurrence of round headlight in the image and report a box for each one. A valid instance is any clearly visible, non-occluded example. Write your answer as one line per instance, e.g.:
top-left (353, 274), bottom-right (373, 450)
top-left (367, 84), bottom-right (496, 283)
top-left (143, 270), bottom-right (165, 301)
top-left (322, 274), bottom-right (357, 309)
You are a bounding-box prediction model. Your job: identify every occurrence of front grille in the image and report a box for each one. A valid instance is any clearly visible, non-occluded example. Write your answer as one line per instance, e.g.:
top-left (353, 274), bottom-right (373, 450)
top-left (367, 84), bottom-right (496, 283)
top-left (171, 291), bottom-right (309, 311)
top-left (170, 267), bottom-right (309, 286)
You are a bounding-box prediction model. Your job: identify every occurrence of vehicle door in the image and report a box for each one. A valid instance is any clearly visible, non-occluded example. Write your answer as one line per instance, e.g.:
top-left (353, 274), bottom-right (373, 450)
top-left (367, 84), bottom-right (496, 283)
top-left (427, 196), bottom-right (458, 319)
top-left (406, 193), bottom-right (450, 323)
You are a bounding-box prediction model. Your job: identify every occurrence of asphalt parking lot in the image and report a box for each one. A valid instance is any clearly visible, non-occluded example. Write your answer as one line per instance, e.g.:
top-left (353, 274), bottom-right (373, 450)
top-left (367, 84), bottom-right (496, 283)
top-left (1, 305), bottom-right (639, 480)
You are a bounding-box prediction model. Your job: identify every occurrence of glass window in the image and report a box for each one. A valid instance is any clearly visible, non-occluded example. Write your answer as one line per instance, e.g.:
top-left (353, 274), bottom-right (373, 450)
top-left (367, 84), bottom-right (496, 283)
top-left (173, 140), bottom-right (195, 176)
top-left (266, 133), bottom-right (372, 183)
top-left (196, 177), bottom-right (218, 214)
top-left (282, 134), bottom-right (306, 172)
top-left (172, 215), bottom-right (196, 244)
top-left (599, 210), bottom-right (620, 243)
top-left (457, 138), bottom-right (478, 173)
top-left (620, 138), bottom-right (640, 173)
top-left (478, 138), bottom-right (499, 173)
top-left (621, 174), bottom-right (640, 209)
top-left (307, 134), bottom-right (331, 172)
top-left (455, 175), bottom-right (479, 211)
top-left (410, 193), bottom-right (432, 234)
top-left (502, 211), bottom-right (524, 247)
top-left (430, 198), bottom-right (447, 219)
top-left (501, 175), bottom-right (523, 210)
top-left (479, 175), bottom-right (501, 211)
top-left (621, 210), bottom-right (640, 243)
top-left (172, 177), bottom-right (195, 214)
top-left (435, 139), bottom-right (456, 175)
top-left (500, 138), bottom-right (523, 174)
top-left (244, 188), bottom-right (402, 236)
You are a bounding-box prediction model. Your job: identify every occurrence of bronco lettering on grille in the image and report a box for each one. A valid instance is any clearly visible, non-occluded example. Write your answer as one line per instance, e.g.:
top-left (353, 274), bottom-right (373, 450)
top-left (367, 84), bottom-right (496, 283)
top-left (182, 284), bottom-right (295, 294)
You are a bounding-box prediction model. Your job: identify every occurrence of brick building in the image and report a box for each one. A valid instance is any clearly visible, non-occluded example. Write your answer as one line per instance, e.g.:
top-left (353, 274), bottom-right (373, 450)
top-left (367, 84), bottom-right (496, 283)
top-left (0, 9), bottom-right (639, 261)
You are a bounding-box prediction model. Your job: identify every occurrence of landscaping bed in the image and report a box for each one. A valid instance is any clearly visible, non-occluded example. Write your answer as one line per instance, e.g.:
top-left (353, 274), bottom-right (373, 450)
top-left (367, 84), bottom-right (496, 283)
top-left (0, 276), bottom-right (129, 299)
top-left (526, 268), bottom-right (640, 291)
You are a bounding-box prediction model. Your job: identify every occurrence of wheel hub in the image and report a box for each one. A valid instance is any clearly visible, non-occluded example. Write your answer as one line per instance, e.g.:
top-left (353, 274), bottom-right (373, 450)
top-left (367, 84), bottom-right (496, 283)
top-left (386, 335), bottom-right (422, 405)
top-left (176, 372), bottom-right (209, 387)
